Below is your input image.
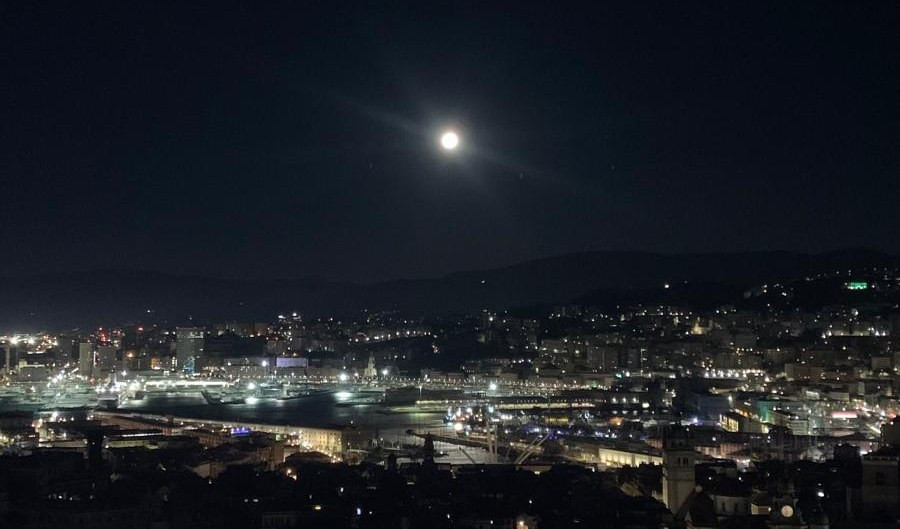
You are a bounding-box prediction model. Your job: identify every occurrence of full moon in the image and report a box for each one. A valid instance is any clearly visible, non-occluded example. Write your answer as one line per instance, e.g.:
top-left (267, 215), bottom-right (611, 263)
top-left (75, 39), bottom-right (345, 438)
top-left (440, 131), bottom-right (460, 150)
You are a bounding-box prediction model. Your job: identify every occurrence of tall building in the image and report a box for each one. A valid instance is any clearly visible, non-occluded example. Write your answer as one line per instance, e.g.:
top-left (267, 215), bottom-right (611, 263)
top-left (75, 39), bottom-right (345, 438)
top-left (96, 345), bottom-right (117, 373)
top-left (586, 346), bottom-right (619, 372)
top-left (3, 340), bottom-right (12, 375)
top-left (176, 327), bottom-right (204, 373)
top-left (78, 343), bottom-right (94, 378)
top-left (662, 426), bottom-right (697, 513)
top-left (364, 353), bottom-right (377, 378)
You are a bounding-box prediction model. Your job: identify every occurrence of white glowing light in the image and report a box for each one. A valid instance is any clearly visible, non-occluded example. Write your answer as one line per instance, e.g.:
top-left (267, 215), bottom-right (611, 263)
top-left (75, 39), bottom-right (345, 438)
top-left (440, 131), bottom-right (459, 150)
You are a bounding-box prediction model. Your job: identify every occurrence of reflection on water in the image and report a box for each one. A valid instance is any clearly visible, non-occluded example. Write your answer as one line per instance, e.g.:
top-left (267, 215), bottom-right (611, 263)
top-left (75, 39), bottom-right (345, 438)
top-left (116, 391), bottom-right (496, 464)
top-left (120, 390), bottom-right (443, 432)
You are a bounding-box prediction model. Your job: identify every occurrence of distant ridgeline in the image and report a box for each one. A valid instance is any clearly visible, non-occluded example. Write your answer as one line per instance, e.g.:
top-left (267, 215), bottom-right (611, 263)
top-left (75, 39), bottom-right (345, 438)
top-left (0, 249), bottom-right (896, 330)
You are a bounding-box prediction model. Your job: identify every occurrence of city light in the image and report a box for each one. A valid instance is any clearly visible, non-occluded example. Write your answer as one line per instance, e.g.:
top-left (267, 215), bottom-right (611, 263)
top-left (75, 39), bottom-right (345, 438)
top-left (0, 4), bottom-right (893, 527)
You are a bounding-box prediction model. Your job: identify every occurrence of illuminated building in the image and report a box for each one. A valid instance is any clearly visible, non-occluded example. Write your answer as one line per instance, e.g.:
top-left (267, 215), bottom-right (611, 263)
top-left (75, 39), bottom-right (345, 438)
top-left (96, 345), bottom-right (117, 374)
top-left (78, 342), bottom-right (94, 378)
top-left (662, 427), bottom-right (697, 513)
top-left (176, 327), bottom-right (205, 373)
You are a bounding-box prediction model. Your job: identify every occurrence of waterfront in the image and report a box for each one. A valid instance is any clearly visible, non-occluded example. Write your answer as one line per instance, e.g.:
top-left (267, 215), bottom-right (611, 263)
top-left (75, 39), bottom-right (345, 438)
top-left (121, 390), bottom-right (437, 427)
top-left (116, 390), bottom-right (505, 464)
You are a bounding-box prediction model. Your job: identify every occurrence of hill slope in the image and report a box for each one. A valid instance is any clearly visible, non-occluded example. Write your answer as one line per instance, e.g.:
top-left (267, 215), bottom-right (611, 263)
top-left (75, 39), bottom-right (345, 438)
top-left (0, 249), bottom-right (894, 330)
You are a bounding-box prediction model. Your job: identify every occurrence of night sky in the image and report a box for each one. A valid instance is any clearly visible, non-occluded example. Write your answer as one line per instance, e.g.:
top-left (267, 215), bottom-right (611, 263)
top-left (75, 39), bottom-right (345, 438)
top-left (2, 2), bottom-right (896, 283)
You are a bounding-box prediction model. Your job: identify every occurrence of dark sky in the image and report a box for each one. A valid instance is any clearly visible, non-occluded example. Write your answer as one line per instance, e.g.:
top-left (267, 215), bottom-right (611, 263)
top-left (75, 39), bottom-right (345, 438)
top-left (1, 2), bottom-right (896, 283)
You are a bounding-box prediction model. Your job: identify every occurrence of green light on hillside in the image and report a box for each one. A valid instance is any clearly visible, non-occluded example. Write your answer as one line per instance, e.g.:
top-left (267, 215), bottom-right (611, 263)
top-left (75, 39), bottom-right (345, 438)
top-left (845, 281), bottom-right (868, 290)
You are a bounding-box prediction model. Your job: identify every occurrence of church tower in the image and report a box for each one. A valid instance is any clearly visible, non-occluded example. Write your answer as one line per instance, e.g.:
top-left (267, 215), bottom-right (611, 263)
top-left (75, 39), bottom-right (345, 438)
top-left (364, 353), bottom-right (377, 379)
top-left (662, 426), bottom-right (697, 513)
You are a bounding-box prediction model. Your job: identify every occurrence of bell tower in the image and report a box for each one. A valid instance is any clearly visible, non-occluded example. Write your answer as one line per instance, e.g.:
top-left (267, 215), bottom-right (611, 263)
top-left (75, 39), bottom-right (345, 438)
top-left (662, 426), bottom-right (697, 513)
